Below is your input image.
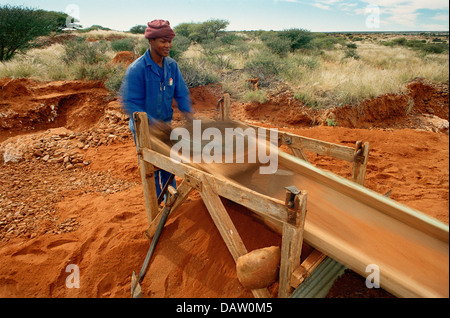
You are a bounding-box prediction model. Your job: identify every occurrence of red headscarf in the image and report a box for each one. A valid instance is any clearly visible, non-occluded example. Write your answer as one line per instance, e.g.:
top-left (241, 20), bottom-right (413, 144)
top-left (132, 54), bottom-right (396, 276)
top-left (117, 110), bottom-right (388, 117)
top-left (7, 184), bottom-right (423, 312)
top-left (144, 19), bottom-right (175, 41)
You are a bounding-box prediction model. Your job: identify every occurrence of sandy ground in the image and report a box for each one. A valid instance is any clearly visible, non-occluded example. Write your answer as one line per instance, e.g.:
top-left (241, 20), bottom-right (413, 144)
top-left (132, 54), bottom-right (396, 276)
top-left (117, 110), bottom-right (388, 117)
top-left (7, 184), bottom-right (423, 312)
top-left (0, 74), bottom-right (448, 298)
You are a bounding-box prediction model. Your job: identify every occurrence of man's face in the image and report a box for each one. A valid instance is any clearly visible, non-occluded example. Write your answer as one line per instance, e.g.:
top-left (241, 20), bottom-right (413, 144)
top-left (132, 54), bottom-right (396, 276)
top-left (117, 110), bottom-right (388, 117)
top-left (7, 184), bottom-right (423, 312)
top-left (149, 38), bottom-right (173, 58)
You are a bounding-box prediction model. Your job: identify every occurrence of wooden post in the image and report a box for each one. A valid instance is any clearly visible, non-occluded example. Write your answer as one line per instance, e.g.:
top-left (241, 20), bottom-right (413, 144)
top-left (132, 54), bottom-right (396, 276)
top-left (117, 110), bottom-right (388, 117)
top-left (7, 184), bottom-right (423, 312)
top-left (279, 191), bottom-right (307, 298)
top-left (352, 141), bottom-right (370, 186)
top-left (220, 93), bottom-right (230, 121)
top-left (134, 112), bottom-right (160, 224)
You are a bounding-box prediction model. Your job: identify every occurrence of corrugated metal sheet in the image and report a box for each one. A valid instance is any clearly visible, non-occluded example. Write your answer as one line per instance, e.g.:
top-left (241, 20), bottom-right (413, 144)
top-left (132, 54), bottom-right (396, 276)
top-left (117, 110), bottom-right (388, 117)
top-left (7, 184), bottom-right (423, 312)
top-left (290, 257), bottom-right (347, 298)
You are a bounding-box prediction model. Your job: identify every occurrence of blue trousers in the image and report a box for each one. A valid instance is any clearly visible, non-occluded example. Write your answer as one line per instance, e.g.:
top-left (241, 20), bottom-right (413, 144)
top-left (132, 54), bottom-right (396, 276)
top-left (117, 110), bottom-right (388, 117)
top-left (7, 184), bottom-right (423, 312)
top-left (129, 118), bottom-right (176, 199)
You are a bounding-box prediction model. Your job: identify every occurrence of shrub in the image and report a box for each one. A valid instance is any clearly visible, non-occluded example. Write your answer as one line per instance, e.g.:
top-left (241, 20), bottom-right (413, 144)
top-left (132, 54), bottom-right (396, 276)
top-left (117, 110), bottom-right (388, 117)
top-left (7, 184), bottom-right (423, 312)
top-left (111, 38), bottom-right (136, 52)
top-left (178, 60), bottom-right (218, 87)
top-left (219, 33), bottom-right (243, 45)
top-left (173, 19), bottom-right (229, 43)
top-left (104, 65), bottom-right (127, 93)
top-left (261, 32), bottom-right (291, 57)
top-left (278, 28), bottom-right (313, 51)
top-left (244, 51), bottom-right (285, 85)
top-left (243, 90), bottom-right (267, 104)
top-left (294, 91), bottom-right (318, 108)
top-left (393, 37), bottom-right (407, 46)
top-left (326, 118), bottom-right (337, 126)
top-left (169, 35), bottom-right (191, 60)
top-left (310, 34), bottom-right (343, 50)
top-left (422, 44), bottom-right (446, 54)
top-left (344, 48), bottom-right (360, 60)
top-left (77, 25), bottom-right (111, 33)
top-left (129, 25), bottom-right (146, 34)
top-left (72, 62), bottom-right (113, 81)
top-left (63, 37), bottom-right (109, 64)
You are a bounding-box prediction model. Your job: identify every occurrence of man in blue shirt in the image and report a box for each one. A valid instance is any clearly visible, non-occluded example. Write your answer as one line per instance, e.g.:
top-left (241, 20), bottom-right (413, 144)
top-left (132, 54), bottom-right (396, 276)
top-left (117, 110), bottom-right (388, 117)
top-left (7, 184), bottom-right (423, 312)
top-left (120, 19), bottom-right (193, 199)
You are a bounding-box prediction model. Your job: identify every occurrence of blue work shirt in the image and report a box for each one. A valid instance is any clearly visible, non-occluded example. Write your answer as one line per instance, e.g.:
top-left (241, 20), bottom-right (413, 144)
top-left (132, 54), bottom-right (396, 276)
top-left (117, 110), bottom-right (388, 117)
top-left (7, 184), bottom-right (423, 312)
top-left (120, 49), bottom-right (192, 124)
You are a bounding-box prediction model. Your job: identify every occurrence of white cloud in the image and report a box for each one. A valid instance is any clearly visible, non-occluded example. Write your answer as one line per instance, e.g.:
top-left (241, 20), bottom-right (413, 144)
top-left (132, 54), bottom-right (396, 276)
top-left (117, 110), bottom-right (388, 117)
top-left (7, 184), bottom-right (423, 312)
top-left (359, 0), bottom-right (449, 28)
top-left (433, 13), bottom-right (449, 21)
top-left (313, 2), bottom-right (331, 10)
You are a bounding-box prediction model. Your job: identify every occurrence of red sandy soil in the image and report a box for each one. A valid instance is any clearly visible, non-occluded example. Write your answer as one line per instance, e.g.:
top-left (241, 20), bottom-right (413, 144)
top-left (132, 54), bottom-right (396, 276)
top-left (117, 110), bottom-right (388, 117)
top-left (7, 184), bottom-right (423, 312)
top-left (0, 74), bottom-right (448, 298)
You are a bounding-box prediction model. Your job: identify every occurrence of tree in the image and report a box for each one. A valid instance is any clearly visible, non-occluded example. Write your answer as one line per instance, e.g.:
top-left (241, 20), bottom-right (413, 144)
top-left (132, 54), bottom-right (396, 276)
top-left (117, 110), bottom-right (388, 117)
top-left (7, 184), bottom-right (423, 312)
top-left (0, 5), bottom-right (67, 61)
top-left (199, 19), bottom-right (229, 40)
top-left (129, 25), bottom-right (146, 34)
top-left (173, 19), bottom-right (229, 43)
top-left (278, 28), bottom-right (313, 51)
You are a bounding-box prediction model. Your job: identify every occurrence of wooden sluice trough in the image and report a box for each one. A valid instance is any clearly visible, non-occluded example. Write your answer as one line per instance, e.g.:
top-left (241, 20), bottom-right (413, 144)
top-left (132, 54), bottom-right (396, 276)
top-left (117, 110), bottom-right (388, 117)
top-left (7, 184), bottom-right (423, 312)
top-left (132, 95), bottom-right (449, 298)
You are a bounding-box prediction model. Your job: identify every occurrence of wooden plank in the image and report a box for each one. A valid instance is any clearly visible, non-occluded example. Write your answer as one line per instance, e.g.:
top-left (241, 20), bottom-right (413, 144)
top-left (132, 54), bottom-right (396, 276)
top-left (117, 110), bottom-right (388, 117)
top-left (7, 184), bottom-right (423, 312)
top-left (285, 132), bottom-right (355, 162)
top-left (197, 173), bottom-right (271, 298)
top-left (290, 249), bottom-right (327, 288)
top-left (142, 148), bottom-right (291, 225)
top-left (134, 112), bottom-right (160, 223)
top-left (247, 123), bottom-right (356, 162)
top-left (278, 192), bottom-right (307, 298)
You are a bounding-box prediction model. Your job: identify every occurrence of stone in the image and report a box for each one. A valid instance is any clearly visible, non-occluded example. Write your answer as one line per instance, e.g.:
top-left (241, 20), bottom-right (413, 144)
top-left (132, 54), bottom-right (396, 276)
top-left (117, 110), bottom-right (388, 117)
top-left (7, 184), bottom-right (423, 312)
top-left (236, 246), bottom-right (281, 289)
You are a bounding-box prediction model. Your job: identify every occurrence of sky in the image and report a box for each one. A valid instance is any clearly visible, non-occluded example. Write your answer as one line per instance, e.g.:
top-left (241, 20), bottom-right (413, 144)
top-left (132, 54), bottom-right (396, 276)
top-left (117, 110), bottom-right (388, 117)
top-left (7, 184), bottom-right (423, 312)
top-left (2, 0), bottom-right (449, 32)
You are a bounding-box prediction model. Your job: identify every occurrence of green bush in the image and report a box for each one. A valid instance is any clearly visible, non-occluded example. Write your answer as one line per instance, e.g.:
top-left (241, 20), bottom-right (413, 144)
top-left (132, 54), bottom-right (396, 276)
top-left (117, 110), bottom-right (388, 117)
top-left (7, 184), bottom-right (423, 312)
top-left (63, 37), bottom-right (109, 64)
top-left (104, 65), bottom-right (127, 93)
top-left (129, 25), bottom-right (146, 34)
top-left (294, 91), bottom-right (318, 108)
top-left (111, 38), bottom-right (136, 52)
top-left (173, 19), bottom-right (229, 43)
top-left (245, 52), bottom-right (282, 77)
top-left (219, 33), bottom-right (243, 45)
top-left (261, 32), bottom-right (291, 57)
top-left (344, 48), bottom-right (360, 60)
top-left (393, 37), bottom-right (407, 46)
top-left (278, 28), bottom-right (313, 51)
top-left (77, 25), bottom-right (111, 33)
top-left (178, 60), bottom-right (218, 87)
top-left (243, 90), bottom-right (267, 104)
top-left (381, 37), bottom-right (448, 54)
top-left (310, 34), bottom-right (343, 50)
top-left (169, 35), bottom-right (191, 60)
top-left (422, 43), bottom-right (446, 54)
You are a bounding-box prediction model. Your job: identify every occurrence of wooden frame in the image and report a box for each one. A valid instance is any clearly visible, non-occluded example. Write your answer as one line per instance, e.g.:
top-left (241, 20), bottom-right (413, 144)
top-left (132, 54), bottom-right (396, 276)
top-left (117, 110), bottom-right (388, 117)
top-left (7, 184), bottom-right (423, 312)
top-left (134, 104), bottom-right (449, 298)
top-left (135, 111), bottom-right (308, 298)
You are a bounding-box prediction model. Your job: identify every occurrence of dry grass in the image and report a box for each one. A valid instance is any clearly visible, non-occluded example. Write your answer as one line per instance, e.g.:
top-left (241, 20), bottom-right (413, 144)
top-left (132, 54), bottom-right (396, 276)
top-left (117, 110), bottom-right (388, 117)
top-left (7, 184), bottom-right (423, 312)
top-left (1, 31), bottom-right (448, 109)
top-left (289, 43), bottom-right (448, 108)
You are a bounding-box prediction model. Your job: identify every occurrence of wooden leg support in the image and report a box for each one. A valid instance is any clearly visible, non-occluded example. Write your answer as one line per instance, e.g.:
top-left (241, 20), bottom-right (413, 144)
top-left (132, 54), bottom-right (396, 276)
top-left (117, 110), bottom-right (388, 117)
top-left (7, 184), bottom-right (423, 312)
top-left (278, 190), bottom-right (307, 298)
top-left (134, 112), bottom-right (160, 224)
top-left (197, 174), bottom-right (271, 298)
top-left (352, 141), bottom-right (369, 186)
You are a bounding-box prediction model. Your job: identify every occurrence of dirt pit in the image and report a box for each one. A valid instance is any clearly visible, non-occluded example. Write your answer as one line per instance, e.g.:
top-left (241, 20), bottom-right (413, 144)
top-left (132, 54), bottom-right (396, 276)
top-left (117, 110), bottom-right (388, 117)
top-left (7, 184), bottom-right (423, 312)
top-left (0, 77), bottom-right (448, 298)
